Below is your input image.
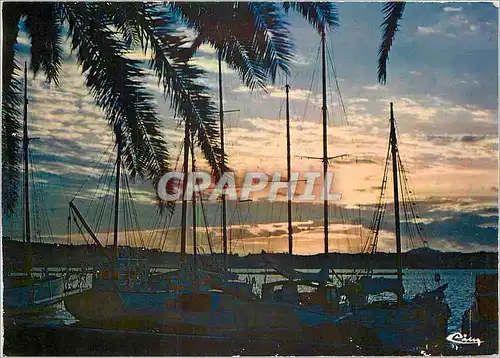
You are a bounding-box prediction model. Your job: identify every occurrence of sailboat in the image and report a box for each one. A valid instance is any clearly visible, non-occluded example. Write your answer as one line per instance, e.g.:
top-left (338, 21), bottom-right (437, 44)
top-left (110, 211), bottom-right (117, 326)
top-left (3, 63), bottom-right (65, 315)
top-left (62, 121), bottom-right (216, 328)
top-left (138, 53), bottom-right (262, 334)
top-left (338, 103), bottom-right (451, 353)
top-left (256, 26), bottom-right (350, 324)
top-left (256, 30), bottom-right (451, 353)
top-left (63, 59), bottom-right (255, 330)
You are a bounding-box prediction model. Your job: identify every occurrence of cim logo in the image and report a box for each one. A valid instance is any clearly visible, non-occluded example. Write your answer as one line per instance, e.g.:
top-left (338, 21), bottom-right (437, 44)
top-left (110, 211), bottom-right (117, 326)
top-left (446, 332), bottom-right (483, 347)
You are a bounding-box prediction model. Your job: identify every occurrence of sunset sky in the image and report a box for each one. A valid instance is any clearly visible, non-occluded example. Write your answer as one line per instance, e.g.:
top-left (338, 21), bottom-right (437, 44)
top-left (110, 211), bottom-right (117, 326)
top-left (3, 2), bottom-right (498, 255)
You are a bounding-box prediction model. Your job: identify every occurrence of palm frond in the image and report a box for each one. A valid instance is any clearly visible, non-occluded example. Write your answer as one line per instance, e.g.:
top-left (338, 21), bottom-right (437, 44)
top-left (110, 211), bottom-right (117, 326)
top-left (105, 3), bottom-right (141, 48)
top-left (283, 2), bottom-right (339, 33)
top-left (218, 37), bottom-right (268, 91)
top-left (246, 2), bottom-right (294, 82)
top-left (2, 3), bottom-right (23, 216)
top-left (171, 3), bottom-right (268, 91)
top-left (172, 2), bottom-right (294, 88)
top-left (62, 3), bottom-right (173, 211)
top-left (123, 4), bottom-right (227, 180)
top-left (24, 3), bottom-right (64, 86)
top-left (378, 2), bottom-right (405, 84)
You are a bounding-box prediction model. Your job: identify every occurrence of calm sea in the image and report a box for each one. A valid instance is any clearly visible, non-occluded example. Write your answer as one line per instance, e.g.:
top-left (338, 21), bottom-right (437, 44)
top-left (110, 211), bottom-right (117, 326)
top-left (27, 268), bottom-right (497, 335)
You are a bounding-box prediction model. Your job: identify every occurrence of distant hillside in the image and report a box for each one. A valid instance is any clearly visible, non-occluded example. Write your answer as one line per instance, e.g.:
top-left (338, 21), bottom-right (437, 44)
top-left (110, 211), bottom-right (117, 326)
top-left (407, 247), bottom-right (442, 255)
top-left (2, 239), bottom-right (497, 270)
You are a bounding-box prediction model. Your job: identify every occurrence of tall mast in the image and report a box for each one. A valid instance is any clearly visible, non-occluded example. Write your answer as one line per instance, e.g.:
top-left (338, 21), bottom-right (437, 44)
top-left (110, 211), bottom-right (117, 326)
top-left (191, 136), bottom-right (197, 272)
top-left (112, 124), bottom-right (122, 277)
top-left (22, 62), bottom-right (32, 277)
top-left (321, 27), bottom-right (329, 256)
top-left (218, 52), bottom-right (228, 270)
top-left (389, 102), bottom-right (403, 304)
top-left (285, 82), bottom-right (293, 255)
top-left (180, 119), bottom-right (190, 263)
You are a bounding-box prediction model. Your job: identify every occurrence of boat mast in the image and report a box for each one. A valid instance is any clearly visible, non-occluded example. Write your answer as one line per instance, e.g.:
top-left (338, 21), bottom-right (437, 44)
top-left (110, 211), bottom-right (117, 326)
top-left (22, 62), bottom-right (32, 278)
top-left (389, 102), bottom-right (403, 304)
top-left (112, 123), bottom-right (122, 278)
top-left (321, 27), bottom-right (329, 256)
top-left (218, 52), bottom-right (228, 270)
top-left (191, 136), bottom-right (197, 272)
top-left (180, 119), bottom-right (190, 264)
top-left (285, 82), bottom-right (293, 255)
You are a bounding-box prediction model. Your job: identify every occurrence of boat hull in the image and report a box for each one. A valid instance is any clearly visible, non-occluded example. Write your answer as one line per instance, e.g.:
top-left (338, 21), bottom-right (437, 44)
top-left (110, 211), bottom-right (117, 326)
top-left (343, 301), bottom-right (450, 353)
top-left (460, 274), bottom-right (498, 353)
top-left (64, 288), bottom-right (354, 347)
top-left (64, 287), bottom-right (179, 326)
top-left (3, 276), bottom-right (65, 315)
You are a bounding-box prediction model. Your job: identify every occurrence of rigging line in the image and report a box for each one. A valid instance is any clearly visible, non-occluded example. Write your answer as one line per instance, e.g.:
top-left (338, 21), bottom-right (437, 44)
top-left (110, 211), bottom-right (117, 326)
top-left (326, 43), bottom-right (350, 126)
top-left (107, 159), bottom-right (119, 234)
top-left (159, 209), bottom-right (175, 252)
top-left (126, 197), bottom-right (139, 256)
top-left (27, 159), bottom-right (41, 244)
top-left (68, 206), bottom-right (72, 246)
top-left (102, 161), bottom-right (117, 248)
top-left (397, 155), bottom-right (428, 287)
top-left (393, 120), bottom-right (428, 246)
top-left (73, 216), bottom-right (92, 246)
top-left (241, 201), bottom-right (252, 233)
top-left (172, 220), bottom-right (181, 258)
top-left (150, 206), bottom-right (165, 249)
top-left (122, 175), bottom-right (135, 245)
top-left (93, 156), bottom-right (115, 237)
top-left (398, 166), bottom-right (413, 252)
top-left (211, 203), bottom-right (221, 250)
top-left (398, 156), bottom-right (424, 259)
top-left (339, 207), bottom-right (353, 253)
top-left (121, 183), bottom-right (129, 248)
top-left (235, 204), bottom-right (245, 248)
top-left (365, 119), bottom-right (392, 252)
top-left (325, 42), bottom-right (362, 168)
top-left (372, 150), bottom-right (392, 255)
top-left (85, 152), bottom-right (115, 221)
top-left (277, 94), bottom-right (286, 122)
top-left (286, 62), bottom-right (303, 89)
top-left (124, 170), bottom-right (146, 248)
top-left (72, 142), bottom-right (114, 201)
top-left (154, 208), bottom-right (168, 248)
top-left (145, 201), bottom-right (161, 247)
top-left (144, 207), bottom-right (157, 249)
top-left (92, 175), bottom-right (110, 237)
top-left (121, 176), bottom-right (131, 249)
top-left (399, 154), bottom-right (428, 246)
top-left (156, 141), bottom-right (185, 251)
top-left (30, 153), bottom-right (51, 245)
top-left (198, 193), bottom-right (216, 262)
top-left (364, 135), bottom-right (391, 254)
top-left (158, 204), bottom-right (176, 250)
top-left (104, 189), bottom-right (114, 248)
top-left (289, 100), bottom-right (302, 124)
top-left (28, 150), bottom-right (56, 242)
top-left (173, 141), bottom-right (183, 171)
top-left (302, 42), bottom-right (321, 123)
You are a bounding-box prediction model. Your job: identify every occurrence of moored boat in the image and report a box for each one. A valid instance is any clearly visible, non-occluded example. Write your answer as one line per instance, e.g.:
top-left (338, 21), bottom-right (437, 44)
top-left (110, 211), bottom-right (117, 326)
top-left (338, 103), bottom-right (451, 353)
top-left (3, 63), bottom-right (65, 316)
top-left (63, 100), bottom-right (255, 331)
top-left (460, 274), bottom-right (498, 354)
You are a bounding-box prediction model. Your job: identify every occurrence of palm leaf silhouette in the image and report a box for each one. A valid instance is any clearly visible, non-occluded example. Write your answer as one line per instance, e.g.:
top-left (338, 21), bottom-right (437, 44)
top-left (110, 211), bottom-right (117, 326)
top-left (378, 2), bottom-right (406, 84)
